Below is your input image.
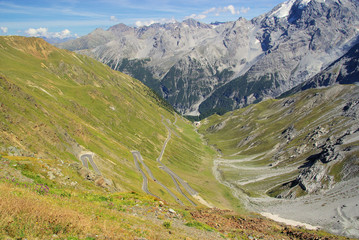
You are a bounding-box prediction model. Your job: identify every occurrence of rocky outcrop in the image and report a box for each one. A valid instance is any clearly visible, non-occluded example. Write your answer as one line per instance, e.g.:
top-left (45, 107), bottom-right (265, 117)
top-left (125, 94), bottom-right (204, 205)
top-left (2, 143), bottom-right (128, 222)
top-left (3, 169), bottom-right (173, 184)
top-left (281, 125), bottom-right (297, 142)
top-left (296, 140), bottom-right (342, 194)
top-left (342, 99), bottom-right (359, 119)
top-left (71, 163), bottom-right (117, 191)
top-left (281, 126), bottom-right (359, 197)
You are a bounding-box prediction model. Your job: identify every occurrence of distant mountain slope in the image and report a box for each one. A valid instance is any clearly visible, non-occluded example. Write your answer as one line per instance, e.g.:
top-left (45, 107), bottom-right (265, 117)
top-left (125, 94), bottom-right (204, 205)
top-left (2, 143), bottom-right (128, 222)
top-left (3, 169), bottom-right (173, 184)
top-left (281, 42), bottom-right (359, 97)
top-left (0, 36), bottom-right (232, 208)
top-left (0, 37), bottom-right (355, 239)
top-left (200, 84), bottom-right (359, 197)
top-left (198, 0), bottom-right (359, 117)
top-left (58, 0), bottom-right (359, 117)
top-left (199, 84), bottom-right (359, 237)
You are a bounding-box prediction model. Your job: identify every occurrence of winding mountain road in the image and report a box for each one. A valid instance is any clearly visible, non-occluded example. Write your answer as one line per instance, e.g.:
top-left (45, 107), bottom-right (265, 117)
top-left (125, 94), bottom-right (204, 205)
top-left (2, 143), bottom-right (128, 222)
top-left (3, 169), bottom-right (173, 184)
top-left (132, 151), bottom-right (160, 199)
top-left (158, 116), bottom-right (198, 205)
top-left (159, 165), bottom-right (196, 206)
top-left (80, 152), bottom-right (101, 175)
top-left (131, 114), bottom-right (200, 206)
top-left (132, 150), bottom-right (184, 205)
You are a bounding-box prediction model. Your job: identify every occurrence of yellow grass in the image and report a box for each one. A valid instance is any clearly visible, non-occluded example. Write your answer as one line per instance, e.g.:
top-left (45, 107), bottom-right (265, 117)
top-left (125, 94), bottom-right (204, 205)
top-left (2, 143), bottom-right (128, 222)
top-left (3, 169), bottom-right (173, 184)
top-left (0, 183), bottom-right (140, 239)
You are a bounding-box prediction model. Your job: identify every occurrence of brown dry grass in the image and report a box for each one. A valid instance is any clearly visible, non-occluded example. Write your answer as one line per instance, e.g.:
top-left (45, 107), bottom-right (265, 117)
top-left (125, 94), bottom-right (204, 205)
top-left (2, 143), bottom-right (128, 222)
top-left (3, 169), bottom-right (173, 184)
top-left (0, 183), bottom-right (91, 238)
top-left (0, 183), bottom-right (134, 239)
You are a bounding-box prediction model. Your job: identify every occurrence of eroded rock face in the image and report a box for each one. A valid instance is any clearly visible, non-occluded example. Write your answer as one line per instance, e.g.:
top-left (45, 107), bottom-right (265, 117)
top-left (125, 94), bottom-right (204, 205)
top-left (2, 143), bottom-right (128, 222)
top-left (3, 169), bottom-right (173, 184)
top-left (284, 42), bottom-right (359, 97)
top-left (58, 0), bottom-right (359, 116)
top-left (71, 163), bottom-right (117, 191)
top-left (297, 160), bottom-right (334, 194)
top-left (295, 141), bottom-right (341, 194)
top-left (343, 99), bottom-right (359, 119)
top-left (78, 166), bottom-right (96, 181)
top-left (283, 126), bottom-right (359, 197)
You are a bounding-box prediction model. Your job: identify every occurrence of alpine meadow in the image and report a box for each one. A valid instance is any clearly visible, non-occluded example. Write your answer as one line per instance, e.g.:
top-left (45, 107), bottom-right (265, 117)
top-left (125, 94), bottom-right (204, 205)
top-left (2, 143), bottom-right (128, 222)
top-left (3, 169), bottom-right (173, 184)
top-left (1, 0), bottom-right (359, 239)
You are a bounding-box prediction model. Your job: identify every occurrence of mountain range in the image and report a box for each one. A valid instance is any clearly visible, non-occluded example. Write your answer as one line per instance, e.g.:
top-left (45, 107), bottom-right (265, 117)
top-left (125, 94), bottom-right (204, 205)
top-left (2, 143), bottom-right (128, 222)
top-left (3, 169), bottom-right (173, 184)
top-left (1, 32), bottom-right (358, 238)
top-left (1, 0), bottom-right (359, 238)
top-left (58, 0), bottom-right (359, 118)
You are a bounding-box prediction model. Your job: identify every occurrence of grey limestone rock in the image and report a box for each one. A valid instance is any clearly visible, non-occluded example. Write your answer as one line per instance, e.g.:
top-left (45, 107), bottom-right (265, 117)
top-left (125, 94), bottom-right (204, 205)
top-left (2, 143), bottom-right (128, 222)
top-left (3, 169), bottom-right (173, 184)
top-left (58, 0), bottom-right (359, 116)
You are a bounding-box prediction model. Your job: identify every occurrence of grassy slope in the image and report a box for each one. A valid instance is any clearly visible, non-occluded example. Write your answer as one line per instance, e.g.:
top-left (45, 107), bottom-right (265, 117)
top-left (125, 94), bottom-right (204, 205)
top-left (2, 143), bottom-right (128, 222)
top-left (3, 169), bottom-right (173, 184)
top-left (0, 155), bottom-right (210, 240)
top-left (0, 36), bottom-right (230, 208)
top-left (0, 36), bottom-right (351, 239)
top-left (199, 85), bottom-right (359, 197)
top-left (0, 156), bottom-right (347, 240)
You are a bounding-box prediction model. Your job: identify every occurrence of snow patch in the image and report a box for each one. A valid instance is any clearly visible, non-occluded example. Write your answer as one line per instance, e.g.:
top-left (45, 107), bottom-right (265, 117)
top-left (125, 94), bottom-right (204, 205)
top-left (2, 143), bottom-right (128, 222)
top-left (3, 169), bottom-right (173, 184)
top-left (301, 0), bottom-right (311, 5)
top-left (270, 0), bottom-right (297, 18)
top-left (270, 0), bottom-right (322, 19)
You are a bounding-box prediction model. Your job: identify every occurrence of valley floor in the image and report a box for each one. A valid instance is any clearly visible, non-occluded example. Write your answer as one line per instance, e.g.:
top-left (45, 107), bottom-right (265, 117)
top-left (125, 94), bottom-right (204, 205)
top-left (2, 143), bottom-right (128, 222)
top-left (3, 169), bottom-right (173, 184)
top-left (251, 177), bottom-right (359, 238)
top-left (214, 156), bottom-right (359, 238)
top-left (2, 155), bottom-right (347, 240)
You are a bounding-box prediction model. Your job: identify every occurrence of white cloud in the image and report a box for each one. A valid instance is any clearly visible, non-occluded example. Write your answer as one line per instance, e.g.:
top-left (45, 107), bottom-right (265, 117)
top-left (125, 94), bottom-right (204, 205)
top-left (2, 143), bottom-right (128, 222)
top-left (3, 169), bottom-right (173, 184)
top-left (25, 27), bottom-right (73, 39)
top-left (225, 5), bottom-right (238, 15)
top-left (184, 14), bottom-right (207, 20)
top-left (211, 5), bottom-right (241, 15)
top-left (135, 18), bottom-right (176, 27)
top-left (203, 7), bottom-right (216, 15)
top-left (110, 16), bottom-right (118, 22)
top-left (25, 27), bottom-right (48, 37)
top-left (240, 7), bottom-right (250, 14)
top-left (194, 5), bottom-right (250, 19)
top-left (135, 20), bottom-right (156, 27)
top-left (1, 26), bottom-right (8, 33)
top-left (53, 29), bottom-right (71, 38)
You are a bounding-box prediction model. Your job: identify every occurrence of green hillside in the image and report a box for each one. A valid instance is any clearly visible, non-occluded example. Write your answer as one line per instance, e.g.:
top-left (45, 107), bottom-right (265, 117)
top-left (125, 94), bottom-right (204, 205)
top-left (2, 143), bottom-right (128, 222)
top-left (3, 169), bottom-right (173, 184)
top-left (199, 84), bottom-right (359, 198)
top-left (0, 36), bottom-right (351, 240)
top-left (0, 36), bottom-right (237, 208)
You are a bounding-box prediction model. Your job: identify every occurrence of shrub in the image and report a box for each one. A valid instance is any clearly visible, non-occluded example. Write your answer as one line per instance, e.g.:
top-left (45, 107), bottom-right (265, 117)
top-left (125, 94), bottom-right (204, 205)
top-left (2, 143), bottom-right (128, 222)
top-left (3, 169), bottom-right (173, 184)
top-left (162, 221), bottom-right (171, 229)
top-left (185, 221), bottom-right (215, 232)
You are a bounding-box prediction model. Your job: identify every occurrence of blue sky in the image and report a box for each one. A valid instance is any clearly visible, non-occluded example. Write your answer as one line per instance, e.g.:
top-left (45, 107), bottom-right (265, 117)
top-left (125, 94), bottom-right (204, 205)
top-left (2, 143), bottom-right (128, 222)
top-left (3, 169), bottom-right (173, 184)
top-left (0, 0), bottom-right (284, 38)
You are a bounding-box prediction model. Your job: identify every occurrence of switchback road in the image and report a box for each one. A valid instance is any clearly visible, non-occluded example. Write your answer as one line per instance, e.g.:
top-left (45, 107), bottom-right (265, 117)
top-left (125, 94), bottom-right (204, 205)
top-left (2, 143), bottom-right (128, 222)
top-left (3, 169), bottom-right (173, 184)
top-left (132, 151), bottom-right (160, 199)
top-left (80, 152), bottom-right (101, 175)
top-left (131, 114), bottom-right (200, 206)
top-left (158, 116), bottom-right (197, 205)
top-left (132, 150), bottom-right (183, 205)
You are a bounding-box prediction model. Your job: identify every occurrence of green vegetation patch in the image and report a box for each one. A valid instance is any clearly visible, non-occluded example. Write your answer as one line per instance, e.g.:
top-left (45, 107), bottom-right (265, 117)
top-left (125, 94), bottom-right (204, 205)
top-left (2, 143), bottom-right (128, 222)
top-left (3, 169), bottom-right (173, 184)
top-left (185, 221), bottom-right (215, 232)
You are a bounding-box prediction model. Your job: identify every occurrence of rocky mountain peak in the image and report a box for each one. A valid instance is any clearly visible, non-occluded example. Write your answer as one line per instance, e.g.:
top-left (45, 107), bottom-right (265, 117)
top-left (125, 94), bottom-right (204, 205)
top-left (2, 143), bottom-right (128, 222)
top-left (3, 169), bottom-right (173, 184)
top-left (267, 0), bottom-right (330, 20)
top-left (268, 0), bottom-right (298, 19)
top-left (58, 0), bottom-right (359, 117)
top-left (183, 18), bottom-right (205, 28)
top-left (108, 23), bottom-right (132, 35)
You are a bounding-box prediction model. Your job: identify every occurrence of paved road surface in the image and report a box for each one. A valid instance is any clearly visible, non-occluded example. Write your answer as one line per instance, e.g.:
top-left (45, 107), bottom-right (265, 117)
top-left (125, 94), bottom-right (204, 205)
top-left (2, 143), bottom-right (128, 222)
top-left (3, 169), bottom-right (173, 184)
top-left (159, 163), bottom-right (198, 196)
top-left (80, 153), bottom-right (101, 175)
top-left (132, 150), bottom-right (183, 205)
top-left (132, 151), bottom-right (160, 199)
top-left (158, 116), bottom-right (198, 205)
top-left (159, 165), bottom-right (196, 206)
top-left (131, 115), bottom-right (199, 206)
